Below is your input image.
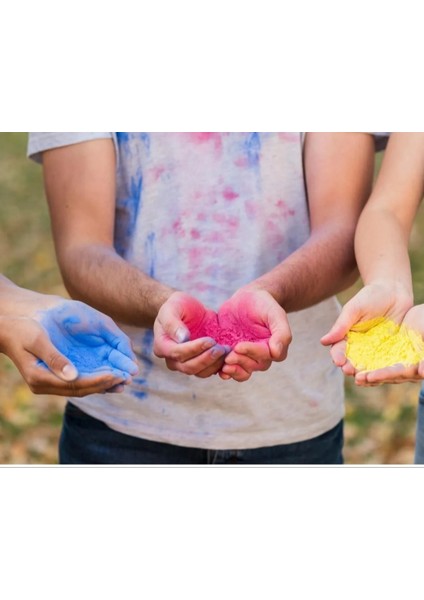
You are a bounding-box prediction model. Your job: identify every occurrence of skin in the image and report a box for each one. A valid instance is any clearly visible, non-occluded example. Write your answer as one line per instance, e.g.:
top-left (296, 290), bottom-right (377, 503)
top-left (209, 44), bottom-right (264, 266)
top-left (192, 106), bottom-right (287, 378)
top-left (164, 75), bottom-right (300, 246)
top-left (42, 133), bottom-right (375, 383)
top-left (321, 133), bottom-right (424, 385)
top-left (0, 275), bottom-right (138, 396)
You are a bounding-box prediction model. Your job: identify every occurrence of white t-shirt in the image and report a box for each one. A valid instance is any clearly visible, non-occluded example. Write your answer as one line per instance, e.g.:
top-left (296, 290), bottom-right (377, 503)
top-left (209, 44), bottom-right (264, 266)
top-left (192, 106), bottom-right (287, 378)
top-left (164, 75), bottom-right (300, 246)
top-left (28, 132), bottom-right (385, 449)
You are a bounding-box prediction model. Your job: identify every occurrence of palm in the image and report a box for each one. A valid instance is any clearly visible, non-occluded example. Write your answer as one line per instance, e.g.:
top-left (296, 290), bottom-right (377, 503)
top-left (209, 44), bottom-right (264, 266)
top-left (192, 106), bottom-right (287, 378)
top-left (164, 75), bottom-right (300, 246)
top-left (35, 300), bottom-right (137, 377)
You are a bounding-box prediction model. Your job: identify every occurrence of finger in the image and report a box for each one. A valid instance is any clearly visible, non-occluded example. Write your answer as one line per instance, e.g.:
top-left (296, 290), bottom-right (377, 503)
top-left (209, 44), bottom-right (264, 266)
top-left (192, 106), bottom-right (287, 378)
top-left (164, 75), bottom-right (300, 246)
top-left (341, 361), bottom-right (356, 377)
top-left (224, 350), bottom-right (270, 373)
top-left (155, 336), bottom-right (216, 362)
top-left (361, 363), bottom-right (419, 384)
top-left (157, 304), bottom-right (191, 343)
top-left (27, 332), bottom-right (78, 382)
top-left (221, 363), bottom-right (252, 382)
top-left (166, 345), bottom-right (227, 376)
top-left (107, 348), bottom-right (139, 375)
top-left (105, 383), bottom-right (126, 393)
top-left (321, 303), bottom-right (358, 346)
top-left (100, 324), bottom-right (137, 361)
top-left (266, 306), bottom-right (292, 361)
top-left (219, 372), bottom-right (232, 381)
top-left (231, 340), bottom-right (270, 362)
top-left (329, 340), bottom-right (348, 367)
top-left (26, 364), bottom-right (126, 396)
top-left (195, 354), bottom-right (226, 378)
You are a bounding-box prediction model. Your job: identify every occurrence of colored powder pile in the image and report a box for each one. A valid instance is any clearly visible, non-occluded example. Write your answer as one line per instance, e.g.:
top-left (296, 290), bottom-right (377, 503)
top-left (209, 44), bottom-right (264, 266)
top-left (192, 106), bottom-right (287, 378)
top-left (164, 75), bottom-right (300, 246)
top-left (188, 313), bottom-right (267, 348)
top-left (197, 321), bottom-right (259, 347)
top-left (346, 317), bottom-right (424, 371)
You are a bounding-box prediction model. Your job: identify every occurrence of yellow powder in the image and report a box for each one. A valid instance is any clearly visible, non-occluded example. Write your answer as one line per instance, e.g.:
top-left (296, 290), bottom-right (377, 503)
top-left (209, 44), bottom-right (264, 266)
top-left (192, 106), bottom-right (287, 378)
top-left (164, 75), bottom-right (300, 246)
top-left (346, 318), bottom-right (424, 371)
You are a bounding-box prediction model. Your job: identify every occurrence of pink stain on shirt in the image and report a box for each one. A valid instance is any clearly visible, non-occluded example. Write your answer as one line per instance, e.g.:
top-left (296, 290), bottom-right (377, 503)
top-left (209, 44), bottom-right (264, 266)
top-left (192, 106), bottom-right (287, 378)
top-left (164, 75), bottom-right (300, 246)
top-left (222, 187), bottom-right (239, 201)
top-left (234, 156), bottom-right (249, 168)
top-left (277, 133), bottom-right (300, 142)
top-left (187, 132), bottom-right (222, 153)
top-left (276, 199), bottom-right (295, 217)
top-left (245, 200), bottom-right (257, 219)
top-left (150, 165), bottom-right (166, 181)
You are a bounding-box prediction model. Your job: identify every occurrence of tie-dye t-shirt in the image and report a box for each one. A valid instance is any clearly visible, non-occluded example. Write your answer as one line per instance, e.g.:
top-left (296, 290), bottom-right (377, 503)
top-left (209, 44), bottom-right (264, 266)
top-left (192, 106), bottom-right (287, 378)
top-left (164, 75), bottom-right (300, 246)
top-left (28, 132), bottom-right (369, 449)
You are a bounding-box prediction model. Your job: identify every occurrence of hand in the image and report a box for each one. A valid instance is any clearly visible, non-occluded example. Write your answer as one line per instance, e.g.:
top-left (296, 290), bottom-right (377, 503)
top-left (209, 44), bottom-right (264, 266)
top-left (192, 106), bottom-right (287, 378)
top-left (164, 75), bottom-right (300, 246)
top-left (354, 304), bottom-right (424, 385)
top-left (218, 288), bottom-right (292, 382)
top-left (153, 292), bottom-right (229, 378)
top-left (321, 282), bottom-right (413, 377)
top-left (0, 298), bottom-right (139, 396)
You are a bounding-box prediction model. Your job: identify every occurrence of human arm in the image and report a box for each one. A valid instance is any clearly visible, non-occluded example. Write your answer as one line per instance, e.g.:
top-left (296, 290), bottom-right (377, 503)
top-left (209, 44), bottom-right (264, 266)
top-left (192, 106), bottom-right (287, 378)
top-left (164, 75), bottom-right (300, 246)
top-left (0, 275), bottom-right (138, 396)
top-left (42, 139), bottom-right (174, 328)
top-left (220, 133), bottom-right (376, 381)
top-left (42, 139), bottom-right (224, 377)
top-left (321, 133), bottom-right (424, 380)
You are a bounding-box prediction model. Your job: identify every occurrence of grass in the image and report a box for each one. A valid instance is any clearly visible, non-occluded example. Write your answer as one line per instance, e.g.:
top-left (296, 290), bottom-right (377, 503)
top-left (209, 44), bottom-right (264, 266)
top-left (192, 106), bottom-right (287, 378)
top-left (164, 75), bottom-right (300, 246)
top-left (0, 132), bottom-right (423, 464)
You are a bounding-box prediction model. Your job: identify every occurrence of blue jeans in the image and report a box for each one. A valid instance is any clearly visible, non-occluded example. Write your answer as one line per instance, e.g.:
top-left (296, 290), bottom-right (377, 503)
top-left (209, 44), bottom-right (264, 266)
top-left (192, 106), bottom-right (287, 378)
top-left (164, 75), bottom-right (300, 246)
top-left (415, 388), bottom-right (424, 464)
top-left (59, 402), bottom-right (344, 465)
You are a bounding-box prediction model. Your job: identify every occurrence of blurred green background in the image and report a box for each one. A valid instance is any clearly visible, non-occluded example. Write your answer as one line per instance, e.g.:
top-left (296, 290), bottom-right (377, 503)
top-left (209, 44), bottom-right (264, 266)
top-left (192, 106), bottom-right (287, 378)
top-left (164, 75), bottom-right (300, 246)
top-left (1, 132), bottom-right (424, 464)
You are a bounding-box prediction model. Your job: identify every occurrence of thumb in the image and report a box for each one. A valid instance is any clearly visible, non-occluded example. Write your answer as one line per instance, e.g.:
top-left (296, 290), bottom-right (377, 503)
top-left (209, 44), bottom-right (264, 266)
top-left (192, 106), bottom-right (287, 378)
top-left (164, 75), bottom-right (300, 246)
top-left (267, 305), bottom-right (292, 361)
top-left (158, 302), bottom-right (190, 343)
top-left (321, 302), bottom-right (358, 346)
top-left (29, 334), bottom-right (78, 381)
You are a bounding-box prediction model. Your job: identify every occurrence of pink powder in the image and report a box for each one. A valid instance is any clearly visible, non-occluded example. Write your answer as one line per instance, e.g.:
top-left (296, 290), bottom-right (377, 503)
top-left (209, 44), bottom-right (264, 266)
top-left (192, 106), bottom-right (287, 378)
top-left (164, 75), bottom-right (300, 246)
top-left (188, 308), bottom-right (270, 349)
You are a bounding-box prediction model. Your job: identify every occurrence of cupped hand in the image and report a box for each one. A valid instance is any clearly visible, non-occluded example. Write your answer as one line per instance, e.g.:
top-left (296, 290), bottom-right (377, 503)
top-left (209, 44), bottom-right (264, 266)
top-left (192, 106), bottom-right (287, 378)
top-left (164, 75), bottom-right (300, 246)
top-left (153, 292), bottom-right (229, 378)
top-left (1, 299), bottom-right (139, 396)
top-left (218, 288), bottom-right (292, 382)
top-left (321, 282), bottom-right (413, 377)
top-left (354, 304), bottom-right (424, 386)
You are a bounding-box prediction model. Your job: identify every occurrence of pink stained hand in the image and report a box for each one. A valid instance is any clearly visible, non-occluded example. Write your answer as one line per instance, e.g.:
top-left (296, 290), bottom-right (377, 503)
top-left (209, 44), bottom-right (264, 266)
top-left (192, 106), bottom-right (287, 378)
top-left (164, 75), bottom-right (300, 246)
top-left (217, 289), bottom-right (292, 382)
top-left (153, 292), bottom-right (229, 378)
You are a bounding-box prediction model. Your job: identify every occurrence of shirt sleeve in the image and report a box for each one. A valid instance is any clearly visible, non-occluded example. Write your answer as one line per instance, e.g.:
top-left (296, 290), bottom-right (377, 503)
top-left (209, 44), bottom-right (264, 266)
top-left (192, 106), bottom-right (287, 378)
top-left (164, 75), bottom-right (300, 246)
top-left (27, 132), bottom-right (117, 163)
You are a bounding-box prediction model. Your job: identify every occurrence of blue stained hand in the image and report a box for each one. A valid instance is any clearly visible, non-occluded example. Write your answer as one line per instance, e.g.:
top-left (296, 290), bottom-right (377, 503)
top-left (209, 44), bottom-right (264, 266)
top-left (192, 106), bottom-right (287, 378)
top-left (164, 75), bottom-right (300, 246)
top-left (36, 300), bottom-right (139, 379)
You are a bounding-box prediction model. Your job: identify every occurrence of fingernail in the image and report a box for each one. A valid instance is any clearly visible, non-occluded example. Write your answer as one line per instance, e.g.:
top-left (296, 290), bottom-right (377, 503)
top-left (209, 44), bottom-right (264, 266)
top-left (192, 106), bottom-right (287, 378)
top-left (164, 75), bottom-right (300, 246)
top-left (176, 327), bottom-right (189, 343)
top-left (202, 338), bottom-right (216, 350)
top-left (62, 364), bottom-right (78, 380)
top-left (211, 346), bottom-right (225, 358)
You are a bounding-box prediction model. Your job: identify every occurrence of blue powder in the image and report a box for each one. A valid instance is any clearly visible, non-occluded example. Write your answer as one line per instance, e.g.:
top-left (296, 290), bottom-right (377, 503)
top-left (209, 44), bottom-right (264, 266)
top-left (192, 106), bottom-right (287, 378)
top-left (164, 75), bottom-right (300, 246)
top-left (37, 303), bottom-right (137, 378)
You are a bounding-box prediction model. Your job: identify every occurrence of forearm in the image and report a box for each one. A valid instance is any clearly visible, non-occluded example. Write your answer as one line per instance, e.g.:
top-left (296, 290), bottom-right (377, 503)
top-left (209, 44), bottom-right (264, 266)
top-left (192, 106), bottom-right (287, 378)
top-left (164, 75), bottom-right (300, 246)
top-left (247, 223), bottom-right (358, 312)
top-left (355, 206), bottom-right (414, 299)
top-left (354, 133), bottom-right (424, 301)
top-left (58, 243), bottom-right (175, 327)
top-left (0, 275), bottom-right (53, 317)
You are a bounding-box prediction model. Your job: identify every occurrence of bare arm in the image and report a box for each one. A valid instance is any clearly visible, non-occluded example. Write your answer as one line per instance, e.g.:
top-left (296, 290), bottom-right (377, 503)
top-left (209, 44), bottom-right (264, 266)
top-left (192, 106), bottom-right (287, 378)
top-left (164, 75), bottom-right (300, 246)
top-left (321, 133), bottom-right (424, 385)
top-left (42, 139), bottom-right (174, 328)
top-left (218, 133), bottom-right (376, 382)
top-left (245, 132), bottom-right (376, 309)
top-left (355, 132), bottom-right (424, 294)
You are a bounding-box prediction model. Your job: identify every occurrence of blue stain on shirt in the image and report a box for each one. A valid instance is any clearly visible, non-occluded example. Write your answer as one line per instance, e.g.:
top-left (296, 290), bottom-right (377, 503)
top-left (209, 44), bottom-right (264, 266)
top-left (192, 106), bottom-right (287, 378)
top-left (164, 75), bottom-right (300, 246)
top-left (133, 330), bottom-right (154, 400)
top-left (114, 172), bottom-right (143, 257)
top-left (244, 132), bottom-right (261, 167)
top-left (132, 232), bottom-right (157, 400)
top-left (139, 133), bottom-right (150, 154)
top-left (116, 132), bottom-right (131, 144)
top-left (145, 232), bottom-right (157, 278)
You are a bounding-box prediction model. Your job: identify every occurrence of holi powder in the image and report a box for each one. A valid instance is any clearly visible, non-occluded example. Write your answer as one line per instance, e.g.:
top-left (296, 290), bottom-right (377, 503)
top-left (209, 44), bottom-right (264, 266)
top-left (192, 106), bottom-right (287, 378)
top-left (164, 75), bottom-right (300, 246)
top-left (36, 303), bottom-right (138, 377)
top-left (187, 308), bottom-right (270, 349)
top-left (346, 318), bottom-right (424, 371)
